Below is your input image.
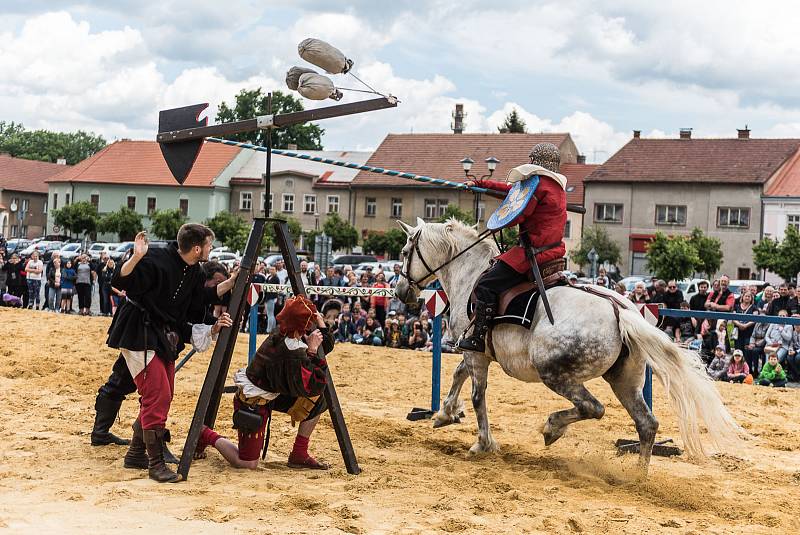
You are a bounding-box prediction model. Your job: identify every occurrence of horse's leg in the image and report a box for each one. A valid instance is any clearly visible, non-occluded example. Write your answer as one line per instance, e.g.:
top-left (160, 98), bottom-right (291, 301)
top-left (539, 379), bottom-right (605, 446)
top-left (433, 358), bottom-right (469, 428)
top-left (603, 356), bottom-right (659, 473)
top-left (466, 353), bottom-right (498, 454)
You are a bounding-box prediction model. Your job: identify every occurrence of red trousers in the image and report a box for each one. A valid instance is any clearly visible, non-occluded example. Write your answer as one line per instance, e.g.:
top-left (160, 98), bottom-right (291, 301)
top-left (133, 355), bottom-right (175, 430)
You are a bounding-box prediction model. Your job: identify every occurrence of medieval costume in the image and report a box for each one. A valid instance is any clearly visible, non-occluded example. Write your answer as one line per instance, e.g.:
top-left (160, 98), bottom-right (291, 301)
top-left (459, 143), bottom-right (568, 352)
top-left (107, 240), bottom-right (218, 482)
top-left (196, 296), bottom-right (333, 469)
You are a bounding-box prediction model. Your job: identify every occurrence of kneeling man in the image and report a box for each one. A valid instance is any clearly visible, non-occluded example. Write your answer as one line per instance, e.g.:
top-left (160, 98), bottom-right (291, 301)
top-left (196, 295), bottom-right (333, 469)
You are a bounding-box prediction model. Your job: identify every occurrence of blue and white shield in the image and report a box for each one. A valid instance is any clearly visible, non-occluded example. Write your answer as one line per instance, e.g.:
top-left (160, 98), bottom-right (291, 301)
top-left (487, 176), bottom-right (540, 231)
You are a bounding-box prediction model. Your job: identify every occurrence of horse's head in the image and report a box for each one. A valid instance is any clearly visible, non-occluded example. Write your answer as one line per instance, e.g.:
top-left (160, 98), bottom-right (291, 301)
top-left (394, 217), bottom-right (481, 304)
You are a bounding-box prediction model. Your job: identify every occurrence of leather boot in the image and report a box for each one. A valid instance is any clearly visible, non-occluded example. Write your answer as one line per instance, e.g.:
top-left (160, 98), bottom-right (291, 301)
top-left (123, 418), bottom-right (148, 469)
top-left (458, 300), bottom-right (495, 353)
top-left (144, 428), bottom-right (182, 483)
top-left (162, 429), bottom-right (179, 465)
top-left (91, 395), bottom-right (131, 446)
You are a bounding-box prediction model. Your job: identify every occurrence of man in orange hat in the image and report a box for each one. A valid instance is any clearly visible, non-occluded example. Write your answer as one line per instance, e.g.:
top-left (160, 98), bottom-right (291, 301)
top-left (194, 295), bottom-right (334, 469)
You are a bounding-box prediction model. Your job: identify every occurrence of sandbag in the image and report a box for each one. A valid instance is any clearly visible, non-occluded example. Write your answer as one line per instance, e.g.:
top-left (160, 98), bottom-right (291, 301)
top-left (297, 73), bottom-right (342, 101)
top-left (298, 38), bottom-right (353, 74)
top-left (286, 66), bottom-right (318, 90)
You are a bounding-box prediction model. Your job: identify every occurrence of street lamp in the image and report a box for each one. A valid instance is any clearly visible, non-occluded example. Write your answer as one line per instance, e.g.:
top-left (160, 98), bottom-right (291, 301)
top-left (460, 156), bottom-right (499, 225)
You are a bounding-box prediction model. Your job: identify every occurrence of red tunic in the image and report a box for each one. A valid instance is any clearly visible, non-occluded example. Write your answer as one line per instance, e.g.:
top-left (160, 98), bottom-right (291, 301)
top-left (476, 176), bottom-right (567, 274)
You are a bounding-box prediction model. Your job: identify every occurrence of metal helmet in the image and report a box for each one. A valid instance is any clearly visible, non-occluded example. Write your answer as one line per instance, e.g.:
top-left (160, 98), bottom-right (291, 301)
top-left (529, 143), bottom-right (561, 173)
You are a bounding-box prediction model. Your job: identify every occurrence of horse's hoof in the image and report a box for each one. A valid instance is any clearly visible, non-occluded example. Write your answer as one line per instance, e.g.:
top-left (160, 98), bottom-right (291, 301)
top-left (468, 440), bottom-right (499, 456)
top-left (542, 427), bottom-right (565, 447)
top-left (432, 414), bottom-right (460, 429)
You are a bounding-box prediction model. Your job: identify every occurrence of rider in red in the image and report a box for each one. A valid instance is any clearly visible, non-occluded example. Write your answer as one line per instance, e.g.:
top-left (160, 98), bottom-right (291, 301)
top-left (458, 143), bottom-right (568, 352)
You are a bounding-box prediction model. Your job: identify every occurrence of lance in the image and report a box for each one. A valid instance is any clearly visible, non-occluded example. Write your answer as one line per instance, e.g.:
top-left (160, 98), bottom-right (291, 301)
top-left (204, 136), bottom-right (586, 214)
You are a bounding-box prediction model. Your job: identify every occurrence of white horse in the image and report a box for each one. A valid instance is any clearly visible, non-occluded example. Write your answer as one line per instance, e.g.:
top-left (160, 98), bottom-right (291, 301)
top-left (394, 218), bottom-right (743, 472)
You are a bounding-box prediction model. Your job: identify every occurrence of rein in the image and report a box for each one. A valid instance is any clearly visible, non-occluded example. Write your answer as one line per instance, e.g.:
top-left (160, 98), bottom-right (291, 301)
top-left (401, 228), bottom-right (494, 291)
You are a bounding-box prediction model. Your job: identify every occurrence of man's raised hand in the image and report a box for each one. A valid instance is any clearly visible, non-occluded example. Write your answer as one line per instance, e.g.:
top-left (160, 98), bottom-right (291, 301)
top-left (211, 312), bottom-right (233, 335)
top-left (133, 231), bottom-right (149, 258)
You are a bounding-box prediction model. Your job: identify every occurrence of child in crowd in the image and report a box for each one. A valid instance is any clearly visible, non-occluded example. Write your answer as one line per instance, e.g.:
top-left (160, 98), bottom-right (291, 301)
top-left (60, 260), bottom-right (76, 313)
top-left (726, 349), bottom-right (750, 383)
top-left (757, 354), bottom-right (787, 387)
top-left (707, 344), bottom-right (729, 381)
top-left (674, 301), bottom-right (696, 344)
top-left (335, 312), bottom-right (357, 343)
top-left (746, 310), bottom-right (768, 375)
top-left (386, 319), bottom-right (405, 348)
top-left (357, 316), bottom-right (384, 346)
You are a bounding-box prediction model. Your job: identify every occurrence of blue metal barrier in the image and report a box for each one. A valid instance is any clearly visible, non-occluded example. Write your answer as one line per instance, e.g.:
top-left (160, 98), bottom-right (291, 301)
top-left (659, 308), bottom-right (800, 325)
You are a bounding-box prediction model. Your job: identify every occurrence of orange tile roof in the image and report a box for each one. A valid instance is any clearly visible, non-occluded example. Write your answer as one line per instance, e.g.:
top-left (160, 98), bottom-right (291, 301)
top-left (765, 147), bottom-right (800, 196)
top-left (0, 154), bottom-right (70, 194)
top-left (351, 133), bottom-right (572, 188)
top-left (560, 163), bottom-right (596, 205)
top-left (586, 138), bottom-right (800, 184)
top-left (47, 140), bottom-right (241, 188)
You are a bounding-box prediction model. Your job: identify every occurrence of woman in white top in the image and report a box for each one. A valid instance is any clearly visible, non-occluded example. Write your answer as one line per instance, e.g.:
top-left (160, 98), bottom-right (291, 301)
top-left (25, 250), bottom-right (44, 309)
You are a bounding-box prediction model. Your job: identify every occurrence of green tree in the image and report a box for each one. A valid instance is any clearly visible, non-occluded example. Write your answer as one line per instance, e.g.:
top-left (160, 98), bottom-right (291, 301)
top-left (688, 227), bottom-right (723, 277)
top-left (645, 232), bottom-right (700, 282)
top-left (0, 121), bottom-right (106, 164)
top-left (436, 205), bottom-right (476, 225)
top-left (303, 229), bottom-right (322, 254)
top-left (225, 225), bottom-right (251, 255)
top-left (362, 231), bottom-right (389, 256)
top-left (149, 208), bottom-right (187, 240)
top-left (322, 213), bottom-right (358, 251)
top-left (383, 228), bottom-right (407, 258)
top-left (98, 207), bottom-right (143, 241)
top-left (205, 211), bottom-right (248, 245)
top-left (569, 226), bottom-right (622, 267)
top-left (52, 201), bottom-right (99, 237)
top-left (217, 89), bottom-right (324, 149)
top-left (497, 108), bottom-right (527, 133)
top-left (263, 215), bottom-right (302, 248)
top-left (753, 236), bottom-right (780, 274)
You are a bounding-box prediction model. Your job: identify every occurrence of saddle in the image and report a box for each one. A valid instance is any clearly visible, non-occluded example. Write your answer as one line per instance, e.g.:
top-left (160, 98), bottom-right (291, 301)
top-left (467, 258), bottom-right (567, 330)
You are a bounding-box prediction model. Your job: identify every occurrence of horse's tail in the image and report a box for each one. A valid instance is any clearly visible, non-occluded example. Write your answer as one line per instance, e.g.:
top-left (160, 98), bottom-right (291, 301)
top-left (616, 307), bottom-right (745, 457)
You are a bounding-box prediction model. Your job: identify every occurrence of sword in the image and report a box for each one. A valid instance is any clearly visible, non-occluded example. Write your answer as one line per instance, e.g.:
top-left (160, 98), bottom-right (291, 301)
top-left (520, 233), bottom-right (554, 325)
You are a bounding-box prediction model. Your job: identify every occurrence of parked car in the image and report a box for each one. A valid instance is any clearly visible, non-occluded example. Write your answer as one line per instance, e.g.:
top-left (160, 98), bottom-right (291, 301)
top-left (209, 251), bottom-right (240, 270)
top-left (109, 241), bottom-right (134, 261)
top-left (619, 276), bottom-right (650, 292)
top-left (20, 241), bottom-right (63, 262)
top-left (332, 254), bottom-right (377, 267)
top-left (4, 238), bottom-right (32, 255)
top-left (354, 261), bottom-right (400, 278)
top-left (728, 279), bottom-right (767, 298)
top-left (58, 242), bottom-right (84, 262)
top-left (88, 242), bottom-right (118, 261)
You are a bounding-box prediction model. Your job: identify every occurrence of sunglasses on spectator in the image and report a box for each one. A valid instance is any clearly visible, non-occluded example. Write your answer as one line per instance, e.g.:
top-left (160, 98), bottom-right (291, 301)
top-left (668, 285), bottom-right (677, 289)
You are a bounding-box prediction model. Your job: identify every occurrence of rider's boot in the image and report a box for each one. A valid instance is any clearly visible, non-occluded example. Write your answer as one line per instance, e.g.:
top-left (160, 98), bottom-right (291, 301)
top-left (458, 300), bottom-right (495, 353)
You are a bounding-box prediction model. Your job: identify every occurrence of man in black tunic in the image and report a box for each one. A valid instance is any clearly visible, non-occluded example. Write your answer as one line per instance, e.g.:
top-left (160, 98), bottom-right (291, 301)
top-left (106, 224), bottom-right (233, 482)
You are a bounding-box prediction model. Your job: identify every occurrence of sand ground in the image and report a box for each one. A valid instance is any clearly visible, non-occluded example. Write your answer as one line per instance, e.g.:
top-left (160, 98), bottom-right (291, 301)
top-left (1, 308), bottom-right (799, 534)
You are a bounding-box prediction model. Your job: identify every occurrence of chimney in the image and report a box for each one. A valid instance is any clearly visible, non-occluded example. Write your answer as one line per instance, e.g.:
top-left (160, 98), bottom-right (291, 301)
top-left (577, 154), bottom-right (587, 164)
top-left (451, 103), bottom-right (465, 134)
top-left (738, 126), bottom-right (750, 139)
top-left (679, 128), bottom-right (692, 139)
top-left (287, 143), bottom-right (298, 150)
top-left (56, 158), bottom-right (67, 165)
top-left (632, 130), bottom-right (641, 139)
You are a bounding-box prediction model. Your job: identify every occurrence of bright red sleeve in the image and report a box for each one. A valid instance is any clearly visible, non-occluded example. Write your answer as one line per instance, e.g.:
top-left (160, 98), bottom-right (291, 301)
top-left (474, 179), bottom-right (512, 193)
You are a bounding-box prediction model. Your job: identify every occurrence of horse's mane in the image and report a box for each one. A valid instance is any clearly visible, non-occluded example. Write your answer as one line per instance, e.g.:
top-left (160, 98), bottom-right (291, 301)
top-left (421, 218), bottom-right (499, 260)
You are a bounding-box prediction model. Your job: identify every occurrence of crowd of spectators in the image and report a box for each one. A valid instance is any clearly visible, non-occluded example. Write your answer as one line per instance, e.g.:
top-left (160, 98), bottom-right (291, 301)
top-left (0, 243), bottom-right (118, 316)
top-left (608, 273), bottom-right (797, 386)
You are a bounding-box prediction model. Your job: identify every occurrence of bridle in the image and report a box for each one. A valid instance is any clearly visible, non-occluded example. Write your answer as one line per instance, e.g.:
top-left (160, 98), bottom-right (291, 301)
top-left (400, 227), bottom-right (493, 292)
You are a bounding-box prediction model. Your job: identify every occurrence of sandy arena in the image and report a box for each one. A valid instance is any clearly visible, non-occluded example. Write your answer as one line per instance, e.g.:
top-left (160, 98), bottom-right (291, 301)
top-left (1, 308), bottom-right (799, 534)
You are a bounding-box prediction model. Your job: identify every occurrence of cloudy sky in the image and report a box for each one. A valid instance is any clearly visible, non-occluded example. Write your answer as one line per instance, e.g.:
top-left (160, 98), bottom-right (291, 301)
top-left (3, 1), bottom-right (800, 162)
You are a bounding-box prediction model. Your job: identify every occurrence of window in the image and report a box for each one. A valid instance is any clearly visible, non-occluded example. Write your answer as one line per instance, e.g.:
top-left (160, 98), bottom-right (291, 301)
top-left (65, 193), bottom-right (70, 205)
top-left (594, 203), bottom-right (623, 223)
top-left (365, 197), bottom-right (377, 217)
top-left (327, 195), bottom-right (339, 214)
top-left (20, 225), bottom-right (27, 238)
top-left (147, 197), bottom-right (156, 215)
top-left (304, 194), bottom-right (317, 214)
top-left (179, 198), bottom-right (189, 217)
top-left (717, 207), bottom-right (750, 228)
top-left (43, 200), bottom-right (47, 214)
top-left (424, 199), bottom-right (448, 219)
top-left (282, 193), bottom-right (294, 213)
top-left (788, 214), bottom-right (800, 231)
top-left (260, 192), bottom-right (271, 213)
top-left (127, 196), bottom-right (136, 210)
top-left (240, 191), bottom-right (252, 211)
top-left (90, 194), bottom-right (99, 209)
top-left (53, 193), bottom-right (58, 210)
top-left (10, 225), bottom-right (17, 238)
top-left (564, 219), bottom-right (571, 239)
top-left (391, 198), bottom-right (403, 218)
top-left (655, 204), bottom-right (686, 226)
top-left (21, 199), bottom-right (29, 212)
top-left (477, 202), bottom-right (485, 223)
